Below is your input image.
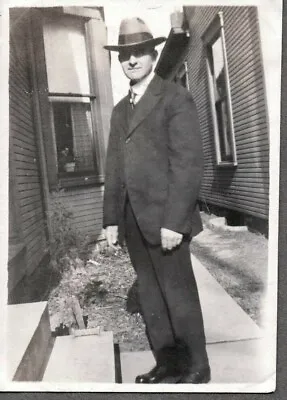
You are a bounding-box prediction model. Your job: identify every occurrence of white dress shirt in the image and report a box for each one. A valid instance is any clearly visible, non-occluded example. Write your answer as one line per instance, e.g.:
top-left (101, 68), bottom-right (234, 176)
top-left (130, 71), bottom-right (155, 105)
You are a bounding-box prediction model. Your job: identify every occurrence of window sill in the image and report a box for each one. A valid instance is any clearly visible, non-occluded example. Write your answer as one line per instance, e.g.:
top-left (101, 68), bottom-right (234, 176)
top-left (58, 172), bottom-right (105, 188)
top-left (216, 161), bottom-right (238, 168)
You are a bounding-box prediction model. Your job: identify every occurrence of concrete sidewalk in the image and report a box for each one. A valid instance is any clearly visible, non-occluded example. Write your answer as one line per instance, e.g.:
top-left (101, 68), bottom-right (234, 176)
top-left (120, 254), bottom-right (272, 384)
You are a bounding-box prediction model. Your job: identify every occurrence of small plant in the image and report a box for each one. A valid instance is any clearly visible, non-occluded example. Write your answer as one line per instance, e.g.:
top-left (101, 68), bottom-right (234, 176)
top-left (46, 188), bottom-right (88, 273)
top-left (58, 147), bottom-right (76, 172)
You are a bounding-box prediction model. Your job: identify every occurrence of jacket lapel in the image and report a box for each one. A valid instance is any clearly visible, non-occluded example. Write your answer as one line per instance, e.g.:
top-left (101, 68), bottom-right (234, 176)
top-left (127, 74), bottom-right (166, 138)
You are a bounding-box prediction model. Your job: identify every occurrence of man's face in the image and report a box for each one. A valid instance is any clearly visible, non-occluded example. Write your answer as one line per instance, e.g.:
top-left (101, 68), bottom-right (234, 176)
top-left (119, 46), bottom-right (156, 83)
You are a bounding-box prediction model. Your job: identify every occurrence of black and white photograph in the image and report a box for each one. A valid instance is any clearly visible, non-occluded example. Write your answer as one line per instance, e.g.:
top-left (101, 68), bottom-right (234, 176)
top-left (0, 0), bottom-right (282, 393)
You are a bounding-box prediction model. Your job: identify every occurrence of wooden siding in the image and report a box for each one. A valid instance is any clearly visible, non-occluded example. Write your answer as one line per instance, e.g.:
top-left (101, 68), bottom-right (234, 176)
top-left (57, 186), bottom-right (104, 238)
top-left (9, 14), bottom-right (47, 278)
top-left (184, 6), bottom-right (269, 219)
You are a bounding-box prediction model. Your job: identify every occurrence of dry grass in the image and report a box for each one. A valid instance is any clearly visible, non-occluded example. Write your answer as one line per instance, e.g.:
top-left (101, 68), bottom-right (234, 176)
top-left (190, 213), bottom-right (268, 326)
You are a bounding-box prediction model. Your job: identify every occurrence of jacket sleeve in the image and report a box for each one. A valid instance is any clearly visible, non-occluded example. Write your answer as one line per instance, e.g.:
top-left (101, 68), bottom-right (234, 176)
top-left (162, 89), bottom-right (204, 234)
top-left (103, 109), bottom-right (121, 228)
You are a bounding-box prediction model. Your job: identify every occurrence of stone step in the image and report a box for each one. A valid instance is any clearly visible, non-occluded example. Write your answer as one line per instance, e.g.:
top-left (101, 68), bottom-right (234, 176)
top-left (7, 301), bottom-right (52, 381)
top-left (120, 338), bottom-right (270, 384)
top-left (42, 331), bottom-right (115, 382)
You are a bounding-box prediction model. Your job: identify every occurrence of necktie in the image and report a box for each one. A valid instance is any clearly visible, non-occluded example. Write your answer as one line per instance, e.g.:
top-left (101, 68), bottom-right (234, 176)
top-left (129, 88), bottom-right (136, 109)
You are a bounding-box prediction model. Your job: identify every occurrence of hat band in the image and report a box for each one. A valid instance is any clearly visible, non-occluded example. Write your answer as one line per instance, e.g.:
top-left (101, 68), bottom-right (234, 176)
top-left (118, 32), bottom-right (153, 46)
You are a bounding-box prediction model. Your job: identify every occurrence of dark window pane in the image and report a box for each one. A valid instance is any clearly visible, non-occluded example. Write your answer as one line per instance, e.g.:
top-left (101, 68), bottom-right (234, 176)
top-left (52, 102), bottom-right (95, 173)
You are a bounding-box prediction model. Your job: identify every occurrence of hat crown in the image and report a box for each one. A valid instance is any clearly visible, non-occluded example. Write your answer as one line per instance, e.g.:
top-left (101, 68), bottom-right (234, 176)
top-left (119, 17), bottom-right (152, 36)
top-left (118, 17), bottom-right (153, 46)
top-left (104, 16), bottom-right (166, 51)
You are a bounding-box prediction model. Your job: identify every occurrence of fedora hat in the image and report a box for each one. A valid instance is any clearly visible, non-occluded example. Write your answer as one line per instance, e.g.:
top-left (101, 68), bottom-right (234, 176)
top-left (104, 17), bottom-right (166, 51)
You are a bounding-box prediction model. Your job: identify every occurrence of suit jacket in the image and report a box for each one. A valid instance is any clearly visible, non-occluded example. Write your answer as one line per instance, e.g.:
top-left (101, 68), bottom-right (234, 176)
top-left (103, 74), bottom-right (203, 245)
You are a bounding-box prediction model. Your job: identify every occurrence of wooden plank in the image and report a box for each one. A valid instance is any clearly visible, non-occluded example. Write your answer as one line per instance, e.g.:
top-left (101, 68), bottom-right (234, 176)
top-left (201, 185), bottom-right (268, 198)
top-left (232, 93), bottom-right (266, 112)
top-left (17, 188), bottom-right (42, 200)
top-left (10, 107), bottom-right (35, 133)
top-left (237, 144), bottom-right (269, 154)
top-left (202, 179), bottom-right (268, 188)
top-left (16, 176), bottom-right (41, 185)
top-left (59, 188), bottom-right (103, 201)
top-left (203, 166), bottom-right (269, 174)
top-left (19, 194), bottom-right (42, 207)
top-left (201, 192), bottom-right (268, 208)
top-left (234, 117), bottom-right (269, 131)
top-left (17, 182), bottom-right (42, 192)
top-left (231, 83), bottom-right (265, 103)
top-left (233, 103), bottom-right (266, 120)
top-left (237, 152), bottom-right (269, 161)
top-left (9, 124), bottom-right (36, 145)
top-left (15, 168), bottom-right (40, 177)
top-left (67, 199), bottom-right (104, 209)
top-left (230, 68), bottom-right (264, 95)
top-left (13, 144), bottom-right (36, 158)
top-left (12, 135), bottom-right (37, 151)
top-left (9, 74), bottom-right (32, 97)
top-left (228, 47), bottom-right (261, 74)
top-left (202, 144), bottom-right (269, 159)
top-left (72, 212), bottom-right (103, 223)
top-left (21, 201), bottom-right (44, 215)
top-left (21, 207), bottom-right (45, 224)
top-left (200, 196), bottom-right (268, 218)
top-left (22, 217), bottom-right (45, 238)
top-left (26, 233), bottom-right (46, 256)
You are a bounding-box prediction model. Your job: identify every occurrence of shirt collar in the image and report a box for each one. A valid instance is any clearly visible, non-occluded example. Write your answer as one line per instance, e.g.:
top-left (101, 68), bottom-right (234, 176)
top-left (130, 70), bottom-right (155, 97)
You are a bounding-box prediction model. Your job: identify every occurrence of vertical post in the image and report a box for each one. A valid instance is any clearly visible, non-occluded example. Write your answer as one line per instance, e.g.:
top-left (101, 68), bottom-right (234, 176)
top-left (29, 8), bottom-right (58, 189)
top-left (85, 15), bottom-right (114, 175)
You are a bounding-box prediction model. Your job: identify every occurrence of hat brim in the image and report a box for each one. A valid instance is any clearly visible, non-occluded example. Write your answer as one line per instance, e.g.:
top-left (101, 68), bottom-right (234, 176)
top-left (104, 37), bottom-right (166, 51)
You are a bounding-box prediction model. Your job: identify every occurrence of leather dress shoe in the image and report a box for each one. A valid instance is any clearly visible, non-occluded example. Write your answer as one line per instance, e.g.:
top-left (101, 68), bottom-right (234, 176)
top-left (179, 366), bottom-right (211, 384)
top-left (135, 364), bottom-right (183, 384)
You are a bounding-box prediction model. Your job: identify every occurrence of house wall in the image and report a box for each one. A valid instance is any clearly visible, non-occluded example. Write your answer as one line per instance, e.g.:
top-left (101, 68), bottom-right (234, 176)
top-left (184, 6), bottom-right (269, 220)
top-left (9, 13), bottom-right (48, 286)
top-left (57, 186), bottom-right (104, 239)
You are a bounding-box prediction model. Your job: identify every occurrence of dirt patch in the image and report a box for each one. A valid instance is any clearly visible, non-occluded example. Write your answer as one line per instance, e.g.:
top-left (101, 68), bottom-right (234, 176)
top-left (48, 246), bottom-right (149, 351)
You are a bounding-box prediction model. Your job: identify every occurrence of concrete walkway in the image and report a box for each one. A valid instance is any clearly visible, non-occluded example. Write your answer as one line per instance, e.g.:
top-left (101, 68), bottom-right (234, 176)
top-left (120, 254), bottom-right (272, 384)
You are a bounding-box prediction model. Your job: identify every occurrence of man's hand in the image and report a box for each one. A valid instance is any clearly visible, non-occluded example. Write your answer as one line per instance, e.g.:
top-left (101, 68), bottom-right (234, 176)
top-left (161, 227), bottom-right (183, 251)
top-left (105, 225), bottom-right (119, 249)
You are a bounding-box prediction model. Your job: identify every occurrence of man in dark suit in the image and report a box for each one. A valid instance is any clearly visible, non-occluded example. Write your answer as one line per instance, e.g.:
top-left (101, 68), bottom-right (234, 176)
top-left (103, 17), bottom-right (210, 384)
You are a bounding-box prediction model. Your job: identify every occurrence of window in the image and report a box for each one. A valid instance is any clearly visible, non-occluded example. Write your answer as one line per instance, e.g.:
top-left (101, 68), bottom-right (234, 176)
top-left (50, 99), bottom-right (96, 175)
top-left (174, 61), bottom-right (190, 90)
top-left (202, 12), bottom-right (237, 167)
top-left (42, 12), bottom-right (103, 185)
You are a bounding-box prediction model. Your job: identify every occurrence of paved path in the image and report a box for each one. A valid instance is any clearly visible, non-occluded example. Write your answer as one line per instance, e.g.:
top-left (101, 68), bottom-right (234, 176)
top-left (121, 254), bottom-right (273, 386)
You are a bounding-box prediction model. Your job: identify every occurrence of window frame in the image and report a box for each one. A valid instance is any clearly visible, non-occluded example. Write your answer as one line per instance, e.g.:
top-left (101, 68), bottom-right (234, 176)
top-left (174, 61), bottom-right (190, 90)
top-left (202, 11), bottom-right (237, 167)
top-left (30, 7), bottom-right (107, 190)
top-left (48, 93), bottom-right (104, 187)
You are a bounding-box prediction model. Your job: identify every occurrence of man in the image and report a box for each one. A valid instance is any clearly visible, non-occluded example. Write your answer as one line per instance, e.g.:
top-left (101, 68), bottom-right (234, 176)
top-left (103, 17), bottom-right (210, 384)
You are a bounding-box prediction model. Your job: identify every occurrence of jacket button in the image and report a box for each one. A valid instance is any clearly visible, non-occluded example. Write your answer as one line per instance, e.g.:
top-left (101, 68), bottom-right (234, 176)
top-left (121, 183), bottom-right (125, 189)
top-left (125, 137), bottom-right (131, 144)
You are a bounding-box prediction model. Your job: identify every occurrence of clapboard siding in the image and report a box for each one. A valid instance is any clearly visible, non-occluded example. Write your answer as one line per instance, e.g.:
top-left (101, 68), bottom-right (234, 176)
top-left (185, 6), bottom-right (269, 219)
top-left (9, 16), bottom-right (47, 279)
top-left (56, 186), bottom-right (104, 238)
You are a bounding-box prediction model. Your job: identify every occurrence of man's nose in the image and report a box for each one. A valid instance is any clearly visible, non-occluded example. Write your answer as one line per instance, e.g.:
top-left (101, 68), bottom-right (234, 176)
top-left (129, 54), bottom-right (137, 65)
